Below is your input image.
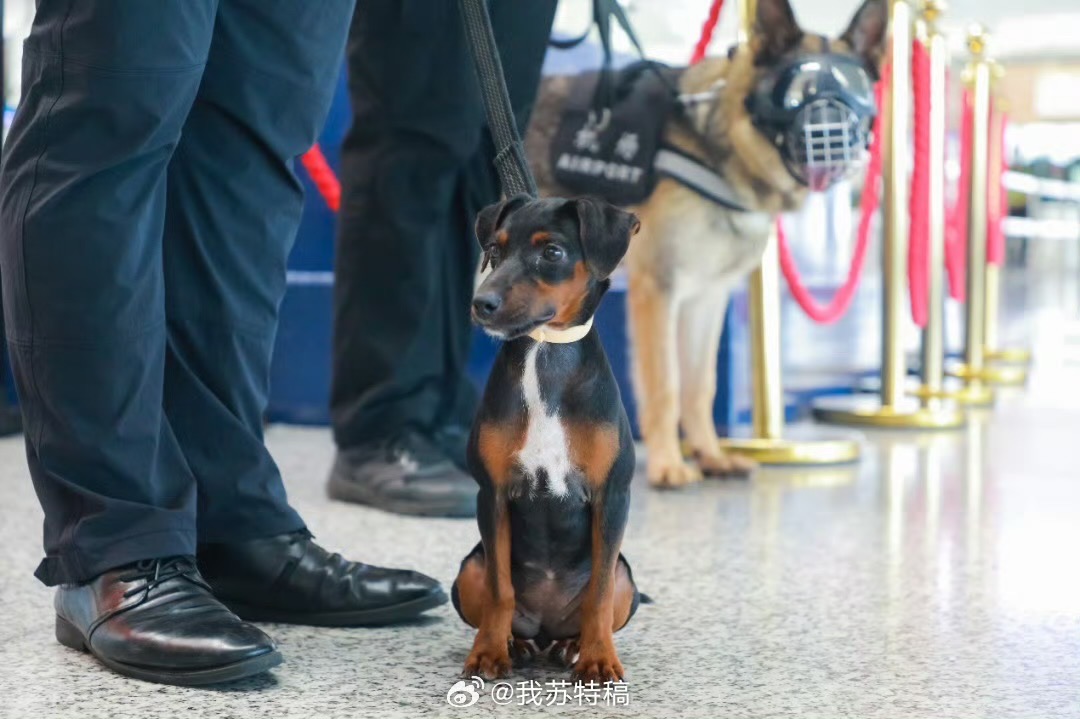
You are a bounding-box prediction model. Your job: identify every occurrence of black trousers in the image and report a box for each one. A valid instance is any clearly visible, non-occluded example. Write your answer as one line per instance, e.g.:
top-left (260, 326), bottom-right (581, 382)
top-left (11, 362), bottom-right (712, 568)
top-left (330, 0), bottom-right (558, 449)
top-left (0, 0), bottom-right (354, 586)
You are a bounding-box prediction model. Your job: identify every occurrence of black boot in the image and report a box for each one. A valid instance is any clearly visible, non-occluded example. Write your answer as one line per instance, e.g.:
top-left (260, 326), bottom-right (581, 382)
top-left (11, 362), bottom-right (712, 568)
top-left (198, 531), bottom-right (448, 627)
top-left (55, 556), bottom-right (281, 686)
top-left (328, 428), bottom-right (476, 518)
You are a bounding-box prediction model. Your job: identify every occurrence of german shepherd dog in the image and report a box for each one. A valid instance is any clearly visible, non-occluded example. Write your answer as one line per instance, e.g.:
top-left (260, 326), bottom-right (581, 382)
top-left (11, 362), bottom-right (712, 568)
top-left (526, 0), bottom-right (887, 487)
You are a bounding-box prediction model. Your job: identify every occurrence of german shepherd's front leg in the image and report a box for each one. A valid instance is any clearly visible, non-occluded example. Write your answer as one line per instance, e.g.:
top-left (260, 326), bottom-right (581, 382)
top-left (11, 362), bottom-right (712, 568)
top-left (461, 484), bottom-right (514, 679)
top-left (627, 269), bottom-right (703, 488)
top-left (678, 288), bottom-right (756, 476)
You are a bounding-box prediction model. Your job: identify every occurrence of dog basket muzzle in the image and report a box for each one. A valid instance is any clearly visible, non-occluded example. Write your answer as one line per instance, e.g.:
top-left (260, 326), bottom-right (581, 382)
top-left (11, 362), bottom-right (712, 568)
top-left (785, 97), bottom-right (873, 191)
top-left (747, 52), bottom-right (878, 191)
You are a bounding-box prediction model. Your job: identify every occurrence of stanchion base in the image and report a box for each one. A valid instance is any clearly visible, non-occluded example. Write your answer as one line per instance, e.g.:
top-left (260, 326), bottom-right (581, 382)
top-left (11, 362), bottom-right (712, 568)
top-left (985, 347), bottom-right (1032, 365)
top-left (948, 362), bottom-right (1027, 386)
top-left (950, 383), bottom-right (996, 406)
top-left (716, 436), bottom-right (860, 466)
top-left (811, 395), bottom-right (966, 429)
top-left (909, 377), bottom-right (969, 401)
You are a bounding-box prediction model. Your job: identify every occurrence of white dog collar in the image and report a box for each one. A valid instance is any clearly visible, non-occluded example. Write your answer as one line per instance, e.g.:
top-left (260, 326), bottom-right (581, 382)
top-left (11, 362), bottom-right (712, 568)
top-left (528, 316), bottom-right (594, 344)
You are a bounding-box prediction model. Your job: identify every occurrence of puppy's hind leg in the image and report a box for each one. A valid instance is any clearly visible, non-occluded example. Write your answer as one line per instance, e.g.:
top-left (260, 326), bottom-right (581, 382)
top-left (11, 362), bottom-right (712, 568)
top-left (627, 270), bottom-right (702, 488)
top-left (677, 287), bottom-right (756, 477)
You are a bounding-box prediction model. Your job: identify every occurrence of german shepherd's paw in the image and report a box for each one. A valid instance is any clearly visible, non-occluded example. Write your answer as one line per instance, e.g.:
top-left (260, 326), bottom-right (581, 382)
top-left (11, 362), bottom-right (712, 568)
top-left (695, 446), bottom-right (757, 477)
top-left (647, 454), bottom-right (703, 489)
top-left (463, 640), bottom-right (512, 680)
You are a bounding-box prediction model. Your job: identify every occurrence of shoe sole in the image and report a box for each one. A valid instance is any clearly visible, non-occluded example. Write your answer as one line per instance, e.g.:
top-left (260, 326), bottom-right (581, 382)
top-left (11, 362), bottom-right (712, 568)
top-left (55, 615), bottom-right (282, 686)
top-left (221, 587), bottom-right (449, 627)
top-left (327, 472), bottom-right (476, 518)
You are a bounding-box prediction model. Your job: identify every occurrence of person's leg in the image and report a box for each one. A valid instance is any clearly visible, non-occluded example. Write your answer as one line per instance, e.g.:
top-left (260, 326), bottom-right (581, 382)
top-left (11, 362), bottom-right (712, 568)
top-left (0, 0), bottom-right (280, 686)
top-left (327, 0), bottom-right (487, 517)
top-left (0, 0), bottom-right (215, 586)
top-left (161, 0), bottom-right (445, 626)
top-left (0, 279), bottom-right (24, 437)
top-left (159, 0), bottom-right (356, 542)
top-left (328, 0), bottom-right (557, 516)
top-left (330, 0), bottom-right (485, 450)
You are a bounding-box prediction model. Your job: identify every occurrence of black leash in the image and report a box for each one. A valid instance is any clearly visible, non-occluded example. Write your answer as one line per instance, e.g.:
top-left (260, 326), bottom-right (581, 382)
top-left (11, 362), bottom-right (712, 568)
top-left (457, 0), bottom-right (538, 199)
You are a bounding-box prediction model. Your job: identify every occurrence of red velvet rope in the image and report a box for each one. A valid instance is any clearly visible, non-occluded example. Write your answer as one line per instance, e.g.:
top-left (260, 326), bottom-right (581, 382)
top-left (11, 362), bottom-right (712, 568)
top-left (908, 39), bottom-right (930, 327)
top-left (300, 144), bottom-right (341, 213)
top-left (774, 61), bottom-right (888, 324)
top-left (690, 0), bottom-right (726, 64)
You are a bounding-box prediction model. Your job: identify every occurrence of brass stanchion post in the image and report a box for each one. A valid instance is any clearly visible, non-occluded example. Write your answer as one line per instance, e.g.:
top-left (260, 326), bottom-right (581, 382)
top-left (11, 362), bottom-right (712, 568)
top-left (716, 0), bottom-right (860, 465)
top-left (813, 0), bottom-right (964, 429)
top-left (912, 0), bottom-right (978, 405)
top-left (983, 67), bottom-right (1032, 368)
top-left (948, 29), bottom-right (1024, 389)
top-left (914, 1), bottom-right (947, 401)
top-left (749, 238), bottom-right (783, 441)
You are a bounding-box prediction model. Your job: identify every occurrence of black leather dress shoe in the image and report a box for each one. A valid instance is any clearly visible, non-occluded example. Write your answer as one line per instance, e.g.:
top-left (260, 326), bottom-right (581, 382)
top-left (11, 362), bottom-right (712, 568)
top-left (328, 429), bottom-right (476, 518)
top-left (198, 531), bottom-right (448, 627)
top-left (55, 556), bottom-right (281, 686)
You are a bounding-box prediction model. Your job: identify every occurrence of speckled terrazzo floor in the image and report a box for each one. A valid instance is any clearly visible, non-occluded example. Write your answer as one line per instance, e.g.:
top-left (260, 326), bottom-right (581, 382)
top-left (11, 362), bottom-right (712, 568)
top-left (2, 311), bottom-right (1080, 718)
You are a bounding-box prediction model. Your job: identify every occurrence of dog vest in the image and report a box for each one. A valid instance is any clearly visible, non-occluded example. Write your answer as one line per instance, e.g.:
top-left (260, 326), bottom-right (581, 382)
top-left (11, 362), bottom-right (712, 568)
top-left (551, 62), bottom-right (681, 206)
top-left (551, 62), bottom-right (749, 212)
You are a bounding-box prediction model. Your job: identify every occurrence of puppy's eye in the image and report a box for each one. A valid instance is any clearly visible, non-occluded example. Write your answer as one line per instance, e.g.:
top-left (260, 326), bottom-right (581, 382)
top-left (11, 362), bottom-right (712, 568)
top-left (486, 245), bottom-right (502, 267)
top-left (542, 244), bottom-right (565, 262)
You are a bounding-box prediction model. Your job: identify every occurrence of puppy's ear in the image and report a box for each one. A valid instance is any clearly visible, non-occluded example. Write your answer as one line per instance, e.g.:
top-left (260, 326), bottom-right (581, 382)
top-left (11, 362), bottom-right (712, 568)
top-left (474, 194), bottom-right (530, 248)
top-left (752, 0), bottom-right (803, 65)
top-left (572, 197), bottom-right (640, 279)
top-left (841, 0), bottom-right (888, 77)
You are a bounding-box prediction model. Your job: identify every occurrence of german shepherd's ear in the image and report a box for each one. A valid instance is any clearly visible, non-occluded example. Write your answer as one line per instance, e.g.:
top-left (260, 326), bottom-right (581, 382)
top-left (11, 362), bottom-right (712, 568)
top-left (842, 0), bottom-right (889, 77)
top-left (753, 0), bottom-right (803, 65)
top-left (474, 194), bottom-right (530, 248)
top-left (571, 197), bottom-right (640, 279)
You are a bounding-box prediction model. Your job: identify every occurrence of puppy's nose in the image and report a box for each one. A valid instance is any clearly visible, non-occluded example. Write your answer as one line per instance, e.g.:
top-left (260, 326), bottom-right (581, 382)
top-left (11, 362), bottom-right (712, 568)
top-left (472, 293), bottom-right (502, 319)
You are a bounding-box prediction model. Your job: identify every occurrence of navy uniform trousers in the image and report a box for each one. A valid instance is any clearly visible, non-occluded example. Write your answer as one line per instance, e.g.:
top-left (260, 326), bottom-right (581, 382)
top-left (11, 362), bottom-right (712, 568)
top-left (0, 0), bottom-right (354, 586)
top-left (329, 0), bottom-right (558, 448)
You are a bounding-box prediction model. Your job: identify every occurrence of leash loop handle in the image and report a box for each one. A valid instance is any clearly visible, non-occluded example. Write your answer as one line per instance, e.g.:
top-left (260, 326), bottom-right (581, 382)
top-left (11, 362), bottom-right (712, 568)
top-left (457, 0), bottom-right (538, 199)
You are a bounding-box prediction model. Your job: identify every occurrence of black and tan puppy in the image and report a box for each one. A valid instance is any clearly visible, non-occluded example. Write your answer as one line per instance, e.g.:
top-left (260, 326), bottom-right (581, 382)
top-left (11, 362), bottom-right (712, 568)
top-left (452, 195), bottom-right (641, 682)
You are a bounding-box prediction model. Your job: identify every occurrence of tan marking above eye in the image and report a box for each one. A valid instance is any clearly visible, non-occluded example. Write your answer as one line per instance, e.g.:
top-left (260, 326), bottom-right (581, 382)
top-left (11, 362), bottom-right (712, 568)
top-left (531, 231), bottom-right (552, 245)
top-left (496, 230), bottom-right (510, 248)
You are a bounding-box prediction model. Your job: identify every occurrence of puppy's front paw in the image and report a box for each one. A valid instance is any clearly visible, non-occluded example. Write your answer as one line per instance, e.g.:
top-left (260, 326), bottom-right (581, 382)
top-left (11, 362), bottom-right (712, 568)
top-left (647, 453), bottom-right (703, 489)
top-left (695, 446), bottom-right (757, 477)
top-left (463, 638), bottom-right (512, 680)
top-left (573, 640), bottom-right (625, 683)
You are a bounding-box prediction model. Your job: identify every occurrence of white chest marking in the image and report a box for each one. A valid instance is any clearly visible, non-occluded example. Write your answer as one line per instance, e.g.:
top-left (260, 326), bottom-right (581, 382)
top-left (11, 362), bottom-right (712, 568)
top-left (515, 343), bottom-right (573, 497)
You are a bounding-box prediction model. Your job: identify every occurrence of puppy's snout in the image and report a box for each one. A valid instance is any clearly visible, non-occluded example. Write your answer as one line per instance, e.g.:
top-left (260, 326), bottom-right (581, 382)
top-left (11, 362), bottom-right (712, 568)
top-left (472, 293), bottom-right (502, 320)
